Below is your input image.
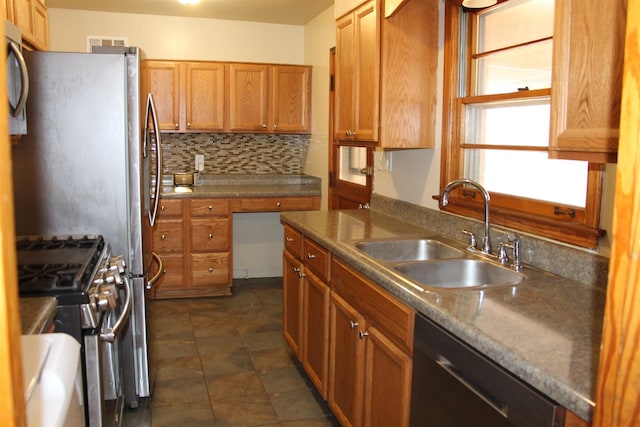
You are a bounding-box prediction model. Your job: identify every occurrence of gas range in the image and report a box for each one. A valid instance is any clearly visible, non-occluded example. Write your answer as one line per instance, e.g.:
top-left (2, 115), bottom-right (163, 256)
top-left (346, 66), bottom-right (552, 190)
top-left (16, 234), bottom-right (107, 304)
top-left (16, 234), bottom-right (131, 426)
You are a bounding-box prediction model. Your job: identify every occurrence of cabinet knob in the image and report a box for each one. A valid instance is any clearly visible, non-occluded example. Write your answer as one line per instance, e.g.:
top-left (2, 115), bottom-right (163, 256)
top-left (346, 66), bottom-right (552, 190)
top-left (161, 234), bottom-right (166, 240)
top-left (358, 331), bottom-right (369, 339)
top-left (208, 205), bottom-right (213, 210)
top-left (208, 267), bottom-right (214, 272)
top-left (160, 205), bottom-right (165, 211)
top-left (349, 321), bottom-right (359, 329)
top-left (174, 123), bottom-right (179, 129)
top-left (273, 124), bottom-right (277, 130)
top-left (293, 267), bottom-right (301, 273)
top-left (262, 123), bottom-right (267, 129)
top-left (285, 237), bottom-right (295, 243)
top-left (187, 122), bottom-right (191, 128)
top-left (298, 272), bottom-right (306, 278)
top-left (307, 253), bottom-right (317, 260)
top-left (276, 202), bottom-right (281, 207)
top-left (208, 234), bottom-right (213, 239)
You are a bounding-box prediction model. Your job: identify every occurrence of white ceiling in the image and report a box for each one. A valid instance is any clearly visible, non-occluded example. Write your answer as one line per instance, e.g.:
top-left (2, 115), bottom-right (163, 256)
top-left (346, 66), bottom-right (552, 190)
top-left (45, 0), bottom-right (335, 25)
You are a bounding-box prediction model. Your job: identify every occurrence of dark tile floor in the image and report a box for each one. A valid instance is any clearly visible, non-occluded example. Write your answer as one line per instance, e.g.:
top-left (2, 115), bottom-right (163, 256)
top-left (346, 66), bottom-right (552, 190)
top-left (123, 277), bottom-right (339, 427)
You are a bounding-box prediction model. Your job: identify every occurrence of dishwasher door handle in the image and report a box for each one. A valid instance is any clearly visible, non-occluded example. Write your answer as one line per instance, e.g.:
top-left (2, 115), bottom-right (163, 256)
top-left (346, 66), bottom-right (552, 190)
top-left (436, 356), bottom-right (509, 419)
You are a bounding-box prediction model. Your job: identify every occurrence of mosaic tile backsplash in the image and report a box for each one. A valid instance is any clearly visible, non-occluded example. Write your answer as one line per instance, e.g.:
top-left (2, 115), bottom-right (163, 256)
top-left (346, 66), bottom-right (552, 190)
top-left (160, 133), bottom-right (311, 174)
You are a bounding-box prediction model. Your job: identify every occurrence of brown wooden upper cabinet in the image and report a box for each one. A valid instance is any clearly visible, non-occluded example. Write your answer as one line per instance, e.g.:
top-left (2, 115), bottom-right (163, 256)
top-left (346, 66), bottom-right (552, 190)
top-left (142, 59), bottom-right (311, 134)
top-left (548, 0), bottom-right (626, 163)
top-left (6, 0), bottom-right (49, 50)
top-left (334, 0), bottom-right (438, 148)
top-left (141, 60), bottom-right (225, 132)
top-left (229, 63), bottom-right (312, 134)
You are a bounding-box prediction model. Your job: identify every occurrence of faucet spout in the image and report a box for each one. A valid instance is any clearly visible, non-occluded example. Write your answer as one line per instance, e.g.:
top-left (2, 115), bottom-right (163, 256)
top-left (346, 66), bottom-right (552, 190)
top-left (441, 179), bottom-right (492, 254)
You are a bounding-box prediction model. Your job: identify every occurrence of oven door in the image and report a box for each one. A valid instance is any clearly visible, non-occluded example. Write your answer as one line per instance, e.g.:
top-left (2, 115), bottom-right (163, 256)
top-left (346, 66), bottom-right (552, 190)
top-left (85, 280), bottom-right (131, 427)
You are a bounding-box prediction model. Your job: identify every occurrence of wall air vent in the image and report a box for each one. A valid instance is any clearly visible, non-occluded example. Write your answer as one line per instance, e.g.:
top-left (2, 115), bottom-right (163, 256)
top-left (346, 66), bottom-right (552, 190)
top-left (86, 36), bottom-right (128, 52)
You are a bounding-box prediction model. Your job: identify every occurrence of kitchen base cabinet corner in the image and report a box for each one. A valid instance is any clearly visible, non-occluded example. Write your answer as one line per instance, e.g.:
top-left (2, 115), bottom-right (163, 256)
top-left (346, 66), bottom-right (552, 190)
top-left (282, 225), bottom-right (331, 399)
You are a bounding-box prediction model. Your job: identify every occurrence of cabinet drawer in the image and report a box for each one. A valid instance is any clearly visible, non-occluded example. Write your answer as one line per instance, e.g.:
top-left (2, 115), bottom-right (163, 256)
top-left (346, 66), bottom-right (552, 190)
top-left (284, 225), bottom-right (303, 259)
top-left (304, 238), bottom-right (330, 282)
top-left (234, 196), bottom-right (319, 212)
top-left (152, 253), bottom-right (184, 289)
top-left (191, 217), bottom-right (231, 252)
top-left (153, 220), bottom-right (184, 252)
top-left (191, 253), bottom-right (231, 287)
top-left (157, 198), bottom-right (184, 218)
top-left (191, 199), bottom-right (230, 216)
top-left (331, 257), bottom-right (414, 354)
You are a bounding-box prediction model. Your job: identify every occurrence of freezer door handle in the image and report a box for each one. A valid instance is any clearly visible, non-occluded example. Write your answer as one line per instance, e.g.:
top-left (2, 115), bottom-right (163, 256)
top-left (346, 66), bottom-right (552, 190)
top-left (146, 252), bottom-right (164, 290)
top-left (7, 40), bottom-right (29, 118)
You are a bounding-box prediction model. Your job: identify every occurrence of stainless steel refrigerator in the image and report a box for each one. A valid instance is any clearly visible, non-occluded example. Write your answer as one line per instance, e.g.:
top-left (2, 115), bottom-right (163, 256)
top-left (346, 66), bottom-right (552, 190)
top-left (11, 48), bottom-right (162, 409)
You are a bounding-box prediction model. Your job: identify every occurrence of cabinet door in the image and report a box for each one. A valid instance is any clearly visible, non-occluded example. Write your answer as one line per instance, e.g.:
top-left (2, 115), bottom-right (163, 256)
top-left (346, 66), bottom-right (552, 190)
top-left (191, 252), bottom-right (230, 288)
top-left (271, 66), bottom-right (311, 133)
top-left (229, 63), bottom-right (269, 132)
top-left (548, 0), bottom-right (626, 163)
top-left (329, 293), bottom-right (366, 427)
top-left (283, 251), bottom-right (304, 357)
top-left (335, 12), bottom-right (356, 140)
top-left (148, 253), bottom-right (184, 297)
top-left (191, 217), bottom-right (230, 252)
top-left (302, 269), bottom-right (330, 399)
top-left (143, 61), bottom-right (181, 131)
top-left (152, 220), bottom-right (184, 253)
top-left (354, 0), bottom-right (380, 142)
top-left (363, 326), bottom-right (412, 427)
top-left (335, 0), bottom-right (380, 142)
top-left (10, 0), bottom-right (35, 43)
top-left (32, 0), bottom-right (47, 50)
top-left (185, 62), bottom-right (225, 131)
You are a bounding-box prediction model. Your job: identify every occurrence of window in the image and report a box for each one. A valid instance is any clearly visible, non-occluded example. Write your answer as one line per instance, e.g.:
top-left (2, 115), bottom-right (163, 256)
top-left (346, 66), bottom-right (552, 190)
top-left (441, 0), bottom-right (603, 248)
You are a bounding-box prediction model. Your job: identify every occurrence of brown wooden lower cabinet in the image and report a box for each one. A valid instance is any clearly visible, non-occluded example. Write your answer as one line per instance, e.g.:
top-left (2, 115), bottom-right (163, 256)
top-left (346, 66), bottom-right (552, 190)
top-left (282, 224), bottom-right (413, 427)
top-left (282, 228), bottom-right (331, 399)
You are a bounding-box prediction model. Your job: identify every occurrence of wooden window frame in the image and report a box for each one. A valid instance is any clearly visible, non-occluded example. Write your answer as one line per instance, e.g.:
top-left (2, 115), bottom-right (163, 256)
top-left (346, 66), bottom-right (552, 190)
top-left (440, 1), bottom-right (603, 249)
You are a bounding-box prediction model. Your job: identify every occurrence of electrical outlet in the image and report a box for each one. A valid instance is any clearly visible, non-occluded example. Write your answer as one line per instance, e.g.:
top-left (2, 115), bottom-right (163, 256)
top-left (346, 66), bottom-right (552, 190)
top-left (195, 154), bottom-right (204, 172)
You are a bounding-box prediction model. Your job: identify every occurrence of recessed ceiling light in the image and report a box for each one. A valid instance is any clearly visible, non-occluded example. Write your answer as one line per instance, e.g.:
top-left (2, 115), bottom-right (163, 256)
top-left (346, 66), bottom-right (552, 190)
top-left (178, 0), bottom-right (200, 5)
top-left (462, 0), bottom-right (497, 8)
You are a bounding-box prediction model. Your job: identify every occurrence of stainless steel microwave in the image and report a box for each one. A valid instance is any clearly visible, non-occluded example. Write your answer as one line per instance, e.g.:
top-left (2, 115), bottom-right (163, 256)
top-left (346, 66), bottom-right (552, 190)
top-left (6, 20), bottom-right (29, 135)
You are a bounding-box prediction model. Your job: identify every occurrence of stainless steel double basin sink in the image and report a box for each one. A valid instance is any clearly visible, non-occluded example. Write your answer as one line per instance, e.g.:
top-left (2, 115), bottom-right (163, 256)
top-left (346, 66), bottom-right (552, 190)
top-left (352, 238), bottom-right (526, 291)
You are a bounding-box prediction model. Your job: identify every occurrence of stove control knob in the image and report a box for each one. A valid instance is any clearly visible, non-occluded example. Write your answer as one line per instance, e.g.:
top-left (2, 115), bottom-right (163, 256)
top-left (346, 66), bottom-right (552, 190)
top-left (109, 255), bottom-right (126, 274)
top-left (96, 283), bottom-right (118, 312)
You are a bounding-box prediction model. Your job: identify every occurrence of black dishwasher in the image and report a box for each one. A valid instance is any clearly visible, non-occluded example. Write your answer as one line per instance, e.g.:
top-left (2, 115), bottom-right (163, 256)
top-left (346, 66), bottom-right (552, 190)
top-left (410, 313), bottom-right (565, 427)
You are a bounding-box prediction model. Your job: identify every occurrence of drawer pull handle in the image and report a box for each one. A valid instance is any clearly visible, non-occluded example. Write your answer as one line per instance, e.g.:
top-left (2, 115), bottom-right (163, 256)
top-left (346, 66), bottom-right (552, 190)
top-left (208, 234), bottom-right (213, 239)
top-left (276, 202), bottom-right (281, 207)
top-left (293, 267), bottom-right (301, 273)
top-left (358, 331), bottom-right (369, 339)
top-left (208, 205), bottom-right (213, 210)
top-left (298, 272), bottom-right (306, 278)
top-left (285, 237), bottom-right (295, 242)
top-left (307, 253), bottom-right (317, 260)
top-left (208, 267), bottom-right (214, 272)
top-left (161, 234), bottom-right (166, 240)
top-left (350, 321), bottom-right (359, 329)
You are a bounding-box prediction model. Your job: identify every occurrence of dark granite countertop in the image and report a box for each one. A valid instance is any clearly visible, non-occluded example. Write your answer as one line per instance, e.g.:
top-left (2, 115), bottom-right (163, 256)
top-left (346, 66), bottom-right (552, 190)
top-left (160, 173), bottom-right (322, 199)
top-left (280, 209), bottom-right (604, 421)
top-left (20, 297), bottom-right (57, 334)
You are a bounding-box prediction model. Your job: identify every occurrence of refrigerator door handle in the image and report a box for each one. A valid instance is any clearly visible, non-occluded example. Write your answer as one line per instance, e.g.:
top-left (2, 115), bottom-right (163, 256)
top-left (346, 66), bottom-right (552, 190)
top-left (7, 40), bottom-right (29, 118)
top-left (146, 252), bottom-right (164, 290)
top-left (145, 93), bottom-right (162, 227)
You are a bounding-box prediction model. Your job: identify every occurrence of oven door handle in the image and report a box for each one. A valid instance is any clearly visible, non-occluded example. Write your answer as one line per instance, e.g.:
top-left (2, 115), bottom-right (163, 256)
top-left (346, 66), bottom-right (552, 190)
top-left (101, 276), bottom-right (132, 343)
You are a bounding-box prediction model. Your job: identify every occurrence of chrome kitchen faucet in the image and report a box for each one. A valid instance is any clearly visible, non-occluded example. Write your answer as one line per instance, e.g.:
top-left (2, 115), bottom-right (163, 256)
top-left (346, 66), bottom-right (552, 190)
top-left (441, 179), bottom-right (492, 255)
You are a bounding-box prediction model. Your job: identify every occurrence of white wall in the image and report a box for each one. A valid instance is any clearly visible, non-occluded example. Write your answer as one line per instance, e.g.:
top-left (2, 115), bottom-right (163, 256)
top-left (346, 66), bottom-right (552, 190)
top-left (48, 8), bottom-right (305, 63)
top-left (303, 6), bottom-right (335, 211)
